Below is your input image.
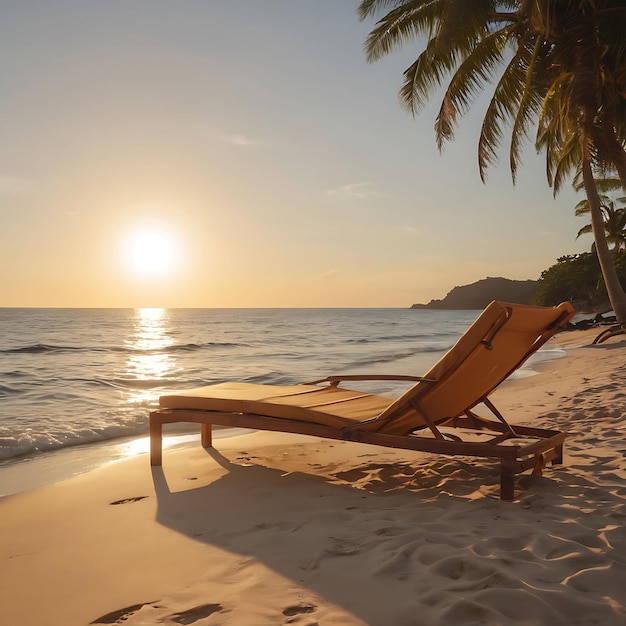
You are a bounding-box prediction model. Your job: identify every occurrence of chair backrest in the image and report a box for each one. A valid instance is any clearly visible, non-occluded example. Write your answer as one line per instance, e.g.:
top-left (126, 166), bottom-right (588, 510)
top-left (363, 301), bottom-right (575, 435)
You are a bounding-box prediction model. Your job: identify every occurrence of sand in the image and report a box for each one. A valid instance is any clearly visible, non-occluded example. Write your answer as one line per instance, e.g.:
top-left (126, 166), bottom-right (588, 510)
top-left (0, 328), bottom-right (625, 626)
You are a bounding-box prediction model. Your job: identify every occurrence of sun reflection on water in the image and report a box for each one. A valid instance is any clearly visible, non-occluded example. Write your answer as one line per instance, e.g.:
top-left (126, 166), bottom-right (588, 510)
top-left (126, 308), bottom-right (175, 404)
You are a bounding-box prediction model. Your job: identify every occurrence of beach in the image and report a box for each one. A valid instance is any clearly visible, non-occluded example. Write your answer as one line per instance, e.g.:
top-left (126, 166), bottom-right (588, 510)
top-left (1, 327), bottom-right (625, 626)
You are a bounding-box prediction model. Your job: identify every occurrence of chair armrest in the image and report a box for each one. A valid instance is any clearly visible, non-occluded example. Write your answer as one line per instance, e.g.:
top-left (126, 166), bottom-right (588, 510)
top-left (303, 374), bottom-right (436, 386)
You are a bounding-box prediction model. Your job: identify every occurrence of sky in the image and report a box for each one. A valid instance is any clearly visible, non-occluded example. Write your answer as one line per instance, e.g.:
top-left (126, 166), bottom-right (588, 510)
top-left (0, 0), bottom-right (590, 308)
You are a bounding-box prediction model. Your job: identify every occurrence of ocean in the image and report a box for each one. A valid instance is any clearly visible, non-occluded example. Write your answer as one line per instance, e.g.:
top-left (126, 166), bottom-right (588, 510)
top-left (0, 307), bottom-right (566, 495)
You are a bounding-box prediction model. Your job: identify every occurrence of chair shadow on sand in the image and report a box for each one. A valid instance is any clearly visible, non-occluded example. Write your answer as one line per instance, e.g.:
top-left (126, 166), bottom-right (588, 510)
top-left (140, 433), bottom-right (626, 625)
top-left (146, 441), bottom-right (568, 625)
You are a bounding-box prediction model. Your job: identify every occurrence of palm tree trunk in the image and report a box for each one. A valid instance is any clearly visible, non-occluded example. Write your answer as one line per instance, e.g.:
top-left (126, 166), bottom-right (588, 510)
top-left (581, 156), bottom-right (626, 324)
top-left (604, 127), bottom-right (626, 190)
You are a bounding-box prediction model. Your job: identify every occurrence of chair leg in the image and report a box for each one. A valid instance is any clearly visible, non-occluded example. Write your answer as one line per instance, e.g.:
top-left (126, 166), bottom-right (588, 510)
top-left (500, 460), bottom-right (516, 501)
top-left (551, 444), bottom-right (563, 466)
top-left (150, 415), bottom-right (163, 466)
top-left (201, 423), bottom-right (213, 448)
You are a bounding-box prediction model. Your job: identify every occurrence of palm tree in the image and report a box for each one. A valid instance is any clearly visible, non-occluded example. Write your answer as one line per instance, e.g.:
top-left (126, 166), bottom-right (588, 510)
top-left (533, 3), bottom-right (626, 326)
top-left (575, 196), bottom-right (626, 258)
top-left (358, 0), bottom-right (626, 326)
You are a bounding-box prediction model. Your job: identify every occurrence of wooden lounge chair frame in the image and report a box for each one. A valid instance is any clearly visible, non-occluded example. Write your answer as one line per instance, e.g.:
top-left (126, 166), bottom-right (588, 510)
top-left (150, 302), bottom-right (575, 500)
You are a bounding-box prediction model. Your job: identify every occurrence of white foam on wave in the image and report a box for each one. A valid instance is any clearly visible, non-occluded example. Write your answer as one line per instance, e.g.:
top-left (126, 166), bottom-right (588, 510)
top-left (509, 345), bottom-right (568, 379)
top-left (0, 427), bottom-right (249, 498)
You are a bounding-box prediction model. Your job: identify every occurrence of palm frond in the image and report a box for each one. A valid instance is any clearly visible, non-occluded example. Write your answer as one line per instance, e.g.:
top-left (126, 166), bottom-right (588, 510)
top-left (436, 26), bottom-right (509, 150)
top-left (478, 41), bottom-right (530, 181)
top-left (399, 36), bottom-right (459, 114)
top-left (362, 1), bottom-right (439, 63)
top-left (509, 35), bottom-right (548, 184)
top-left (358, 0), bottom-right (417, 22)
top-left (552, 133), bottom-right (584, 195)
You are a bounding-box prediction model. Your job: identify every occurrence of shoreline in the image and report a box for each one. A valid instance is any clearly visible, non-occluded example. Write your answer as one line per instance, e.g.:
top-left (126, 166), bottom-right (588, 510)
top-left (0, 428), bottom-right (252, 499)
top-left (0, 329), bottom-right (578, 499)
top-left (1, 327), bottom-right (625, 625)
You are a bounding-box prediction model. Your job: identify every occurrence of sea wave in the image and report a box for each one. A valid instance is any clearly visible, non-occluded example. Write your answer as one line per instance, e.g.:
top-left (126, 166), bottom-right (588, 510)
top-left (0, 307), bottom-right (481, 467)
top-left (1, 341), bottom-right (244, 355)
top-left (347, 344), bottom-right (451, 369)
top-left (346, 333), bottom-right (432, 344)
top-left (4, 343), bottom-right (88, 354)
top-left (104, 377), bottom-right (192, 391)
top-left (0, 420), bottom-right (149, 462)
top-left (0, 384), bottom-right (20, 396)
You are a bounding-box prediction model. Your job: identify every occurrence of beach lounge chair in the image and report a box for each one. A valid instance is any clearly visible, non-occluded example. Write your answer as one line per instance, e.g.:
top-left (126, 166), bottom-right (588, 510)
top-left (150, 301), bottom-right (575, 500)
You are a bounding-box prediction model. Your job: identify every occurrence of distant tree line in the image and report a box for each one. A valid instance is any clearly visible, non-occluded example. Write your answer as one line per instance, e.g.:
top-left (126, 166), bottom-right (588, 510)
top-left (534, 252), bottom-right (626, 311)
top-left (536, 181), bottom-right (626, 311)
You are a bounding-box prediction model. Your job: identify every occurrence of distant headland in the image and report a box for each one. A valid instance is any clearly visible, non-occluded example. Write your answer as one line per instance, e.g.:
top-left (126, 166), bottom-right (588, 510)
top-left (411, 277), bottom-right (538, 310)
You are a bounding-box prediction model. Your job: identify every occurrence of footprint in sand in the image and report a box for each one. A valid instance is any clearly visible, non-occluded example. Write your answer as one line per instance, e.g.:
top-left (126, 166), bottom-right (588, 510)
top-left (282, 603), bottom-right (317, 624)
top-left (253, 520), bottom-right (304, 533)
top-left (170, 603), bottom-right (223, 624)
top-left (109, 496), bottom-right (148, 506)
top-left (236, 455), bottom-right (257, 466)
top-left (91, 601), bottom-right (156, 623)
top-left (283, 604), bottom-right (316, 616)
top-left (306, 538), bottom-right (361, 570)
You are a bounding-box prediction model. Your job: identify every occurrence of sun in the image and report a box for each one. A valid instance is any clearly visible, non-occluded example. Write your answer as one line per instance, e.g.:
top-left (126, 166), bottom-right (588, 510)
top-left (127, 230), bottom-right (176, 277)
